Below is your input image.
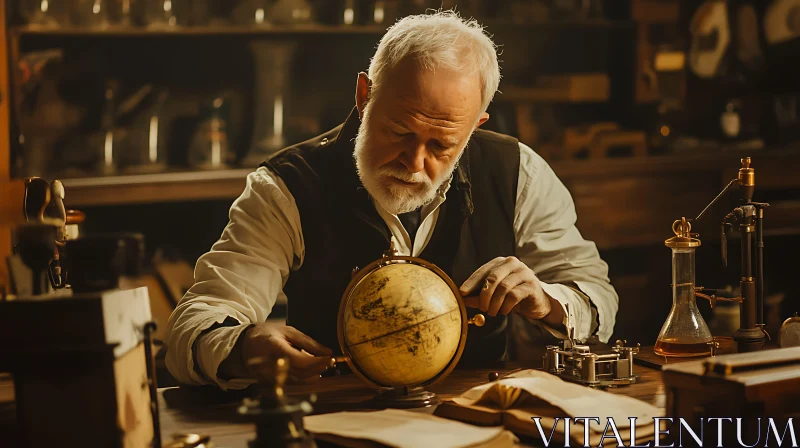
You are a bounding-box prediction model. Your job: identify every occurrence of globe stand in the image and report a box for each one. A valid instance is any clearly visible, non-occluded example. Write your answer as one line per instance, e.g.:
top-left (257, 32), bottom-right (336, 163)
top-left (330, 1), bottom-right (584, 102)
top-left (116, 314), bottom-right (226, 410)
top-left (368, 386), bottom-right (440, 409)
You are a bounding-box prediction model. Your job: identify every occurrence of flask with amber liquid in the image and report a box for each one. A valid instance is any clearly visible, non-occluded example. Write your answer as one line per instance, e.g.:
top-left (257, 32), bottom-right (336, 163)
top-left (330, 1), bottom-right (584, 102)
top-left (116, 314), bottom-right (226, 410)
top-left (655, 218), bottom-right (713, 357)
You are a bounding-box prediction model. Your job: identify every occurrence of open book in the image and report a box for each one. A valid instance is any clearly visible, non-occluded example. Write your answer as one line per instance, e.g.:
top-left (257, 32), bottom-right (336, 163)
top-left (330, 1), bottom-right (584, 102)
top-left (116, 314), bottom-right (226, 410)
top-left (304, 408), bottom-right (518, 448)
top-left (434, 370), bottom-right (665, 447)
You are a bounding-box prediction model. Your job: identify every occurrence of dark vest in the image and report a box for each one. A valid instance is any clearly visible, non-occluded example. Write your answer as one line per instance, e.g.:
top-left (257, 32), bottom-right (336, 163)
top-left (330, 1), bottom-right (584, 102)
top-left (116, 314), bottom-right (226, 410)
top-left (262, 108), bottom-right (520, 365)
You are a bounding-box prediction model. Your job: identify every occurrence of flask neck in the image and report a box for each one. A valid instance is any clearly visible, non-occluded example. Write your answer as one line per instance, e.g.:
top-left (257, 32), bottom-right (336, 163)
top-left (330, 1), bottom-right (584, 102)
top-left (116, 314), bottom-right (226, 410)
top-left (672, 248), bottom-right (696, 305)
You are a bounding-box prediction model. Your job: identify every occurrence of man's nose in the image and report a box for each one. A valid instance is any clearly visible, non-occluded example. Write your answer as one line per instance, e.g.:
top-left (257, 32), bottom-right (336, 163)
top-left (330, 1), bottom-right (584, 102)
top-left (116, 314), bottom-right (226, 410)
top-left (399, 144), bottom-right (426, 173)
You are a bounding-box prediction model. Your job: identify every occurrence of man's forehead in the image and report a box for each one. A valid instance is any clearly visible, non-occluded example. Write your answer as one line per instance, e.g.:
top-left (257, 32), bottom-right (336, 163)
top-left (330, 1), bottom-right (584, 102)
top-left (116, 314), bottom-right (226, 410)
top-left (387, 105), bottom-right (466, 129)
top-left (377, 58), bottom-right (483, 119)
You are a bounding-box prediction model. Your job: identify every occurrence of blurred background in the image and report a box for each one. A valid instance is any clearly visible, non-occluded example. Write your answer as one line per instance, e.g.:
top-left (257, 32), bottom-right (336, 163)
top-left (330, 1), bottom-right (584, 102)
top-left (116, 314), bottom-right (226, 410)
top-left (1, 0), bottom-right (800, 348)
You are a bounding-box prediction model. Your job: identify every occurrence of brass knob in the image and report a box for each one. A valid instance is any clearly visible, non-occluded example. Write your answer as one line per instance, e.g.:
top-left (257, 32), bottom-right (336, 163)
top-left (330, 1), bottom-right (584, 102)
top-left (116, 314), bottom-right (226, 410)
top-left (328, 355), bottom-right (350, 368)
top-left (468, 314), bottom-right (486, 327)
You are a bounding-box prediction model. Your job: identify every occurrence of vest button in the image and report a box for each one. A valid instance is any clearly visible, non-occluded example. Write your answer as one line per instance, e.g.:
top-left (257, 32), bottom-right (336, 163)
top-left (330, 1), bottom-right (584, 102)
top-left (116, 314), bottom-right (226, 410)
top-left (321, 137), bottom-right (329, 146)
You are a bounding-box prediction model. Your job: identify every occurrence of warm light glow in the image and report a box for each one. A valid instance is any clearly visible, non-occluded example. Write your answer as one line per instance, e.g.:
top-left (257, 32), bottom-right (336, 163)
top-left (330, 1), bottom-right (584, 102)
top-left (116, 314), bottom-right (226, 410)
top-left (211, 119), bottom-right (221, 167)
top-left (344, 8), bottom-right (354, 25)
top-left (255, 8), bottom-right (265, 24)
top-left (40, 0), bottom-right (48, 13)
top-left (274, 95), bottom-right (284, 139)
top-left (163, 0), bottom-right (172, 12)
top-left (374, 1), bottom-right (385, 23)
top-left (93, 0), bottom-right (101, 14)
top-left (104, 131), bottom-right (114, 168)
top-left (660, 126), bottom-right (670, 137)
top-left (149, 116), bottom-right (159, 163)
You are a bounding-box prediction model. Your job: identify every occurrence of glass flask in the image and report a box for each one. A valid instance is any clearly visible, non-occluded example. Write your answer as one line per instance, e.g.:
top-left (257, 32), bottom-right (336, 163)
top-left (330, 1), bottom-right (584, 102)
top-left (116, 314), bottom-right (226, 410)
top-left (654, 218), bottom-right (713, 357)
top-left (242, 40), bottom-right (297, 165)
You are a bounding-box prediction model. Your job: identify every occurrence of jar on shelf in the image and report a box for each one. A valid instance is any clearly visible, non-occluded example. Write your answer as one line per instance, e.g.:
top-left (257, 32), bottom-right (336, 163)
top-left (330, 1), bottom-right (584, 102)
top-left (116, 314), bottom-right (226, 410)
top-left (188, 96), bottom-right (233, 170)
top-left (231, 0), bottom-right (271, 26)
top-left (122, 89), bottom-right (170, 173)
top-left (269, 0), bottom-right (314, 25)
top-left (68, 0), bottom-right (109, 28)
top-left (19, 0), bottom-right (69, 27)
top-left (144, 0), bottom-right (185, 28)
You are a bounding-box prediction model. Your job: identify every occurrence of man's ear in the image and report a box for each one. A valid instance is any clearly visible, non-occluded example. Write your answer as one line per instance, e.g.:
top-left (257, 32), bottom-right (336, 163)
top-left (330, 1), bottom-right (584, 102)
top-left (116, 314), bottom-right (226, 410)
top-left (474, 112), bottom-right (490, 129)
top-left (355, 72), bottom-right (372, 120)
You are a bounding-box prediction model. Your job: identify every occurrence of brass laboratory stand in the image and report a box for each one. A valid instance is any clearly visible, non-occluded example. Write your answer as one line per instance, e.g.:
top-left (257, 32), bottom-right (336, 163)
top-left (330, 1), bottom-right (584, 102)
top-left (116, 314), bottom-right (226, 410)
top-left (693, 157), bottom-right (769, 353)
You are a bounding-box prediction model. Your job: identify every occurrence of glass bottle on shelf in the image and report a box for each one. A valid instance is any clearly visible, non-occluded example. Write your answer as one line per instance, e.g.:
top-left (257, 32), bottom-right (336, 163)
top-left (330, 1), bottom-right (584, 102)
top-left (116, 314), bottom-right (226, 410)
top-left (112, 0), bottom-right (137, 27)
top-left (188, 96), bottom-right (233, 170)
top-left (243, 40), bottom-right (297, 165)
top-left (144, 0), bottom-right (182, 28)
top-left (123, 89), bottom-right (169, 173)
top-left (69, 0), bottom-right (109, 28)
top-left (269, 0), bottom-right (313, 25)
top-left (21, 0), bottom-right (67, 27)
top-left (231, 0), bottom-right (271, 26)
top-left (342, 0), bottom-right (357, 25)
top-left (99, 80), bottom-right (120, 175)
top-left (370, 1), bottom-right (400, 26)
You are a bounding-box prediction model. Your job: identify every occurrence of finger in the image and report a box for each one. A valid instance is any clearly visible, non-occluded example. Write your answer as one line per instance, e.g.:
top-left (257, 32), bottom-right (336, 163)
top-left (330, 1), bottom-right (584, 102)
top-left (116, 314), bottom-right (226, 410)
top-left (459, 257), bottom-right (507, 296)
top-left (272, 337), bottom-right (327, 372)
top-left (284, 326), bottom-right (334, 356)
top-left (488, 271), bottom-right (528, 317)
top-left (463, 295), bottom-right (481, 309)
top-left (499, 287), bottom-right (528, 316)
top-left (480, 258), bottom-right (524, 312)
top-left (291, 356), bottom-right (333, 379)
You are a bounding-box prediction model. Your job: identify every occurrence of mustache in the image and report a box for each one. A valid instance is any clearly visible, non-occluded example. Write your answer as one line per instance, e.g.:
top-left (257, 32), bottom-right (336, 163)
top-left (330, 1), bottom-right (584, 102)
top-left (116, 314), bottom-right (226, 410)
top-left (376, 163), bottom-right (432, 186)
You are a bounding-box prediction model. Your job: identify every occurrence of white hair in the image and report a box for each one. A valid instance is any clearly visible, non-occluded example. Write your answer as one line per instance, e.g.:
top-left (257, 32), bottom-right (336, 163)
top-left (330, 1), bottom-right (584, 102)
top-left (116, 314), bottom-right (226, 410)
top-left (367, 10), bottom-right (501, 115)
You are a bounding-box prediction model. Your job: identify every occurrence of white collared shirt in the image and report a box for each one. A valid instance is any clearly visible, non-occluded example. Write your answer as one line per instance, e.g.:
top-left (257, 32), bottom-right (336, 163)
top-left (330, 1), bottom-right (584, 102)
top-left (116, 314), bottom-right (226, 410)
top-left (165, 142), bottom-right (619, 390)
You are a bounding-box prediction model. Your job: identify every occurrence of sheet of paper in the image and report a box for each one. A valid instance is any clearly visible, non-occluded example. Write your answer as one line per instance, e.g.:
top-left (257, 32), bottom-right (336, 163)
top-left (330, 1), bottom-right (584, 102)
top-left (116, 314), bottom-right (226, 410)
top-left (304, 408), bottom-right (513, 448)
top-left (452, 369), bottom-right (663, 431)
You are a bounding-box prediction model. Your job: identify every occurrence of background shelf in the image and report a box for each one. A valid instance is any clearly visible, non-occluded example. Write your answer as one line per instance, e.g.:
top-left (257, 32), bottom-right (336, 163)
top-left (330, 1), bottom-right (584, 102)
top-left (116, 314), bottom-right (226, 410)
top-left (61, 168), bottom-right (251, 206)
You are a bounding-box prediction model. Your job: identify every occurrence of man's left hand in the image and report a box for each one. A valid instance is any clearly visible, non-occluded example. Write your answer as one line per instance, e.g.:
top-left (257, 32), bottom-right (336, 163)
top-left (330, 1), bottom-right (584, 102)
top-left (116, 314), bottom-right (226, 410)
top-left (459, 256), bottom-right (565, 328)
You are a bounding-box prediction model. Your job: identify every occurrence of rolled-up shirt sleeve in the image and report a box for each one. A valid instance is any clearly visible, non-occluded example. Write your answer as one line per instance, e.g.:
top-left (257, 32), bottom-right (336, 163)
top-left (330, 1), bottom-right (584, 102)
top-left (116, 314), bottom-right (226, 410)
top-left (514, 143), bottom-right (619, 343)
top-left (164, 166), bottom-right (303, 390)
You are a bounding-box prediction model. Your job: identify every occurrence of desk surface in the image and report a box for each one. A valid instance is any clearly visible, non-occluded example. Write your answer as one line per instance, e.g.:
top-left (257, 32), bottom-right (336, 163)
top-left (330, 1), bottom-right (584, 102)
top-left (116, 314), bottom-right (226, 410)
top-left (158, 365), bottom-right (665, 446)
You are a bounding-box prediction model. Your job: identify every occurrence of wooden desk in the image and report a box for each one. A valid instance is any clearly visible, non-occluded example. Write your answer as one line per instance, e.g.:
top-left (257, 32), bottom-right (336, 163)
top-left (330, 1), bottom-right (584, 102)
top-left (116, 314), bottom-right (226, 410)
top-left (158, 365), bottom-right (665, 446)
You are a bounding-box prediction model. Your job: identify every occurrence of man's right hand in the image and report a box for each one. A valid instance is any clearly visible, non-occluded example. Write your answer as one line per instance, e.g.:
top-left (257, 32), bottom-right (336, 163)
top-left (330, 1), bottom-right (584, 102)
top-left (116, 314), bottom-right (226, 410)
top-left (218, 323), bottom-right (333, 382)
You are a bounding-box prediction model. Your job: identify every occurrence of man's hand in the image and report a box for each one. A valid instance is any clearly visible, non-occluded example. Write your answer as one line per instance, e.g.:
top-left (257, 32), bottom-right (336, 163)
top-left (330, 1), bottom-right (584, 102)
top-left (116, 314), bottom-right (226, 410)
top-left (219, 323), bottom-right (333, 382)
top-left (459, 256), bottom-right (565, 328)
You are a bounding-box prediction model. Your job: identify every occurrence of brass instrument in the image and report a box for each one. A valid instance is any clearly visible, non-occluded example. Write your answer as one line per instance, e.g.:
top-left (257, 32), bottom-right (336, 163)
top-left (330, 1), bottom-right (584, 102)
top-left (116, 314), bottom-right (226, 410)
top-left (658, 158), bottom-right (769, 356)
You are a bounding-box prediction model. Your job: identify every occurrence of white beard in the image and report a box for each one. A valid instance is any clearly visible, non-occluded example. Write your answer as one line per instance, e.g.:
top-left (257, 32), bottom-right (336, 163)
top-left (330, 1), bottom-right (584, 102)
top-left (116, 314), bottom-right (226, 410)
top-left (353, 104), bottom-right (460, 215)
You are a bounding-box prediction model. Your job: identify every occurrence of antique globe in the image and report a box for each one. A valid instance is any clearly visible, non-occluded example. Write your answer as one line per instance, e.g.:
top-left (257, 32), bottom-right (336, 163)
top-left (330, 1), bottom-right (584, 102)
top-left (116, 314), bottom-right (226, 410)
top-left (337, 245), bottom-right (484, 407)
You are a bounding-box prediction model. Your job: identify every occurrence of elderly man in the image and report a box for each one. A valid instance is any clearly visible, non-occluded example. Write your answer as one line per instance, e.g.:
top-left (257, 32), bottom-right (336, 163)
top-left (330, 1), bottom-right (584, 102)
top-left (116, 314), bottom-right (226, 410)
top-left (165, 11), bottom-right (618, 390)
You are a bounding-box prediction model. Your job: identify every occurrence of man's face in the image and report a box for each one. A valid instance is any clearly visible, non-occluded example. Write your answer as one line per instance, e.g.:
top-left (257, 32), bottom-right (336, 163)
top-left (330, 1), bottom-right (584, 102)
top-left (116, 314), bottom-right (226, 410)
top-left (354, 58), bottom-right (487, 215)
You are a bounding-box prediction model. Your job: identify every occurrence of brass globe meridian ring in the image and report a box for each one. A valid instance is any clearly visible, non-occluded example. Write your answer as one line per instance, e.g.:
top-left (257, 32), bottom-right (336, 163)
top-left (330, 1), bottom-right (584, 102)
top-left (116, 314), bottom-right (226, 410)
top-left (337, 255), bottom-right (469, 389)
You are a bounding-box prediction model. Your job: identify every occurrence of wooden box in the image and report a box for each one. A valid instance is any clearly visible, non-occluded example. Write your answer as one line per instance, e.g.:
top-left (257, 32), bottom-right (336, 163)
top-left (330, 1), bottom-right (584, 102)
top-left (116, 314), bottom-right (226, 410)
top-left (0, 287), bottom-right (158, 447)
top-left (661, 347), bottom-right (800, 446)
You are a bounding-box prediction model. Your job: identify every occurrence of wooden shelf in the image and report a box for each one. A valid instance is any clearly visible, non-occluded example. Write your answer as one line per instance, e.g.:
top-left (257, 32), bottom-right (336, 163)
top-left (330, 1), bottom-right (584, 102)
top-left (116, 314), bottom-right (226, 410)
top-left (60, 168), bottom-right (251, 207)
top-left (10, 23), bottom-right (389, 37)
top-left (10, 19), bottom-right (631, 38)
top-left (51, 148), bottom-right (800, 208)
